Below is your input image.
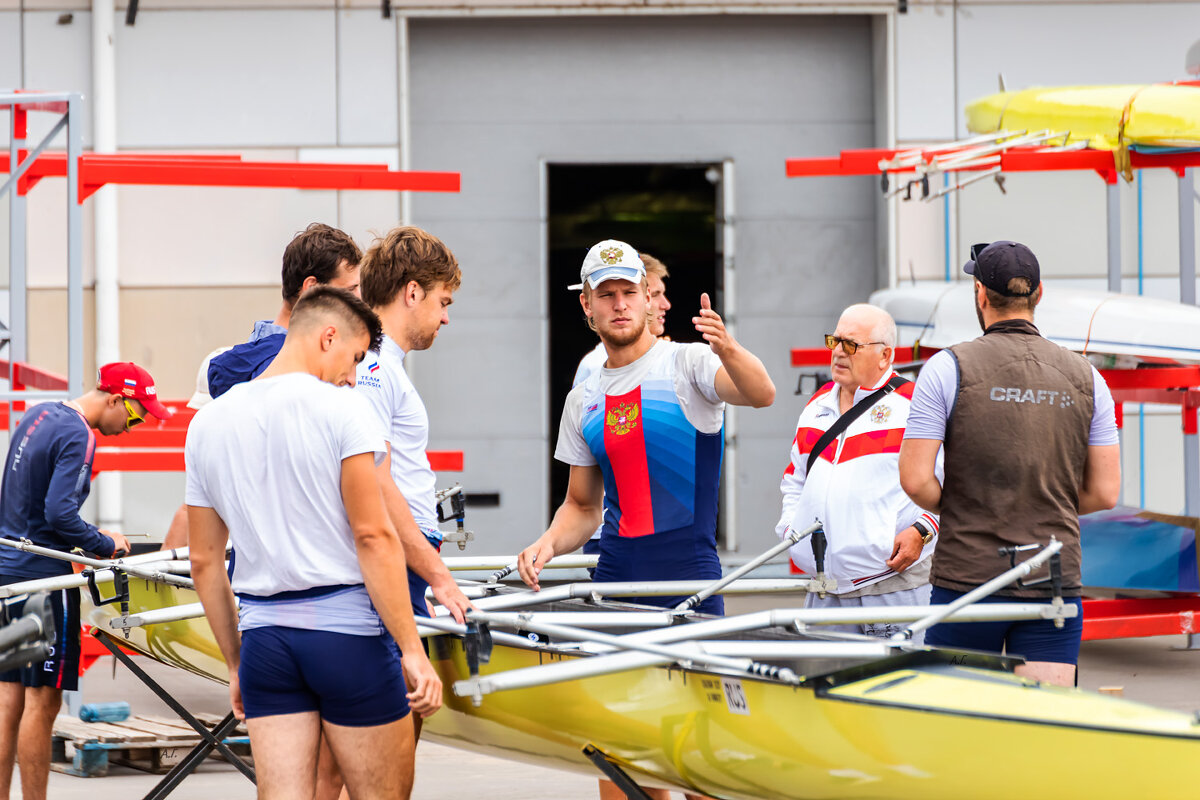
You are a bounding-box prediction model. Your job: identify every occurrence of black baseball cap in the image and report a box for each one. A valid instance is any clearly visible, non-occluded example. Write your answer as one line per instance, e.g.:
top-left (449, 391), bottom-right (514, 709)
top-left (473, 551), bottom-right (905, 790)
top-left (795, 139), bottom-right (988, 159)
top-left (964, 241), bottom-right (1040, 296)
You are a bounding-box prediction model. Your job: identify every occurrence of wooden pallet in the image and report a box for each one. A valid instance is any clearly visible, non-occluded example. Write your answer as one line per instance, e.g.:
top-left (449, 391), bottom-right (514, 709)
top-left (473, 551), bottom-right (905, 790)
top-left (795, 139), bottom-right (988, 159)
top-left (52, 713), bottom-right (251, 777)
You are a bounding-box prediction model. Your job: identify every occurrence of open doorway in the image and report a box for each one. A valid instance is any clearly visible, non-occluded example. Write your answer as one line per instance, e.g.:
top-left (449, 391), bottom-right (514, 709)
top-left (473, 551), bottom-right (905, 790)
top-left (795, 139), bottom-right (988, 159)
top-left (546, 162), bottom-right (722, 520)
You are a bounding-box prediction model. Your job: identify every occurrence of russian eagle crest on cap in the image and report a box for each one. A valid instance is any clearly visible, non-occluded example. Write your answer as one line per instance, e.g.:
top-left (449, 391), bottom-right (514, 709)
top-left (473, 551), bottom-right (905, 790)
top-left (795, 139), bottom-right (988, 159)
top-left (600, 246), bottom-right (624, 265)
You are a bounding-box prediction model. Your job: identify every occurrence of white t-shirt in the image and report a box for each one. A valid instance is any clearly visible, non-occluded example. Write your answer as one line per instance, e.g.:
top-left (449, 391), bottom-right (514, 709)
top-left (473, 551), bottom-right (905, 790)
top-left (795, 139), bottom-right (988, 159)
top-left (572, 341), bottom-right (607, 388)
top-left (355, 335), bottom-right (440, 533)
top-left (556, 340), bottom-right (723, 467)
top-left (185, 373), bottom-right (385, 597)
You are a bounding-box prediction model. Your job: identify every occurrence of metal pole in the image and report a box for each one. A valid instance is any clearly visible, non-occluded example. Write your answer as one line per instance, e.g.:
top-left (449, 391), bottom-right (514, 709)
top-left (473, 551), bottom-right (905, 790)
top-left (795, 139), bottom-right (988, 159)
top-left (9, 103), bottom-right (27, 427)
top-left (675, 521), bottom-right (818, 611)
top-left (65, 93), bottom-right (84, 399)
top-left (397, 15), bottom-right (412, 226)
top-left (1106, 178), bottom-right (1121, 293)
top-left (1179, 167), bottom-right (1196, 306)
top-left (93, 0), bottom-right (124, 528)
top-left (1185, 408), bottom-right (1200, 518)
top-left (721, 158), bottom-right (738, 552)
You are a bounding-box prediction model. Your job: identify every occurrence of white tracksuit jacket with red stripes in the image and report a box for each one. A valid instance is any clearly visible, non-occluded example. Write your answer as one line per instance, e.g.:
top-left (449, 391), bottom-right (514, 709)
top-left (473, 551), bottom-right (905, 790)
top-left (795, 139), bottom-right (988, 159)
top-left (775, 371), bottom-right (942, 594)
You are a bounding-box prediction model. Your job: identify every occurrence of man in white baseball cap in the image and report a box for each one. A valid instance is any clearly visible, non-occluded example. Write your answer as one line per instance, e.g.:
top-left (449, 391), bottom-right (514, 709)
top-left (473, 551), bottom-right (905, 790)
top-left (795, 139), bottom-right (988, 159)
top-left (521, 238), bottom-right (775, 612)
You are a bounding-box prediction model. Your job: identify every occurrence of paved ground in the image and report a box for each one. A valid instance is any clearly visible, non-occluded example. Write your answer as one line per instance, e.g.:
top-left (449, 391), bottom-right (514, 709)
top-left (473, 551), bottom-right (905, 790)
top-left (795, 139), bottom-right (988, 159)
top-left (11, 604), bottom-right (1200, 798)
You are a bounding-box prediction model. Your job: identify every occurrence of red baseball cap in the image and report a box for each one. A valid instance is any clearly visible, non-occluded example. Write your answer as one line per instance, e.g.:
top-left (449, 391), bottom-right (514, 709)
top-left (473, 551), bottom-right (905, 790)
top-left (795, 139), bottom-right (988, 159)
top-left (97, 362), bottom-right (171, 420)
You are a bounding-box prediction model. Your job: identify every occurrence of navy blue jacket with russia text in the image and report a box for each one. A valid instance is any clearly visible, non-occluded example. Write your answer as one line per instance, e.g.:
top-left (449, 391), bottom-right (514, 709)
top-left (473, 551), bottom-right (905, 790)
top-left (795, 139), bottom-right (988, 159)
top-left (0, 402), bottom-right (115, 578)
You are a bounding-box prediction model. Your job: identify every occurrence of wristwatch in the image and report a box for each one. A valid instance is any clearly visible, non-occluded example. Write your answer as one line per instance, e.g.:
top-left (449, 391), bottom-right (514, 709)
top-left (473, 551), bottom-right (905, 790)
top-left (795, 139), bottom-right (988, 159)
top-left (912, 520), bottom-right (934, 546)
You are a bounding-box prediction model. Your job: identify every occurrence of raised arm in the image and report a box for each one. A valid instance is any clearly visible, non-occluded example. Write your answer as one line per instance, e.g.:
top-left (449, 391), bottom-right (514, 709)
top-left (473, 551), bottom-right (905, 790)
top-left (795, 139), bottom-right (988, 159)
top-left (517, 464), bottom-right (604, 591)
top-left (693, 293), bottom-right (775, 408)
top-left (340, 451), bottom-right (442, 718)
top-left (377, 444), bottom-right (473, 624)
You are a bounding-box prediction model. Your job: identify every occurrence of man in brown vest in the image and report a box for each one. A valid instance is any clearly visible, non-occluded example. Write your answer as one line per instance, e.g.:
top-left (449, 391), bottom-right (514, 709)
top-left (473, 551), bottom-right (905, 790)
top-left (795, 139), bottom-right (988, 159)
top-left (898, 241), bottom-right (1121, 686)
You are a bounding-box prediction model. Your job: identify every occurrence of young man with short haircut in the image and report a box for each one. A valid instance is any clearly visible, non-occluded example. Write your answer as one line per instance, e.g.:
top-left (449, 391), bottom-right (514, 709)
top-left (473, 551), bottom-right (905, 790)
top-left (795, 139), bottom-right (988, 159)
top-left (355, 226), bottom-right (472, 630)
top-left (0, 363), bottom-right (169, 800)
top-left (188, 287), bottom-right (440, 800)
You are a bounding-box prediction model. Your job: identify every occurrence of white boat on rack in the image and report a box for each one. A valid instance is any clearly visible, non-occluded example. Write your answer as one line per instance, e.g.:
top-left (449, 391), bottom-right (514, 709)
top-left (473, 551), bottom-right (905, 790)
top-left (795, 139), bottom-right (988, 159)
top-left (871, 281), bottom-right (1200, 365)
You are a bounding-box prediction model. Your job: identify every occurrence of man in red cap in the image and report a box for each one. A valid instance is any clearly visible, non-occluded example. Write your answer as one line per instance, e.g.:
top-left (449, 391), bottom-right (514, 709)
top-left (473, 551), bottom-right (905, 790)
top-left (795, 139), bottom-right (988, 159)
top-left (0, 361), bottom-right (169, 800)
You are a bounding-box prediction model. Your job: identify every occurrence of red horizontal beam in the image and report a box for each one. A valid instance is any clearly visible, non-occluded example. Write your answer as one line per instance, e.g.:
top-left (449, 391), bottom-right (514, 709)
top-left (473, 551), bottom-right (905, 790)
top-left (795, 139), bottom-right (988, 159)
top-left (1099, 366), bottom-right (1200, 390)
top-left (92, 449), bottom-right (464, 474)
top-left (1082, 597), bottom-right (1200, 641)
top-left (0, 151), bottom-right (460, 202)
top-left (0, 360), bottom-right (69, 390)
top-left (427, 451), bottom-right (463, 472)
top-left (787, 145), bottom-right (1200, 180)
top-left (92, 450), bottom-right (183, 475)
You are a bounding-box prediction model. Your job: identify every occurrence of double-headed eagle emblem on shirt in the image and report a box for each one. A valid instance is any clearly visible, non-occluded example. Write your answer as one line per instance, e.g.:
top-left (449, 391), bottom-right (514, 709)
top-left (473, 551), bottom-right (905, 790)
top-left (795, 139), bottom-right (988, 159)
top-left (870, 404), bottom-right (891, 424)
top-left (600, 247), bottom-right (624, 265)
top-left (606, 401), bottom-right (640, 435)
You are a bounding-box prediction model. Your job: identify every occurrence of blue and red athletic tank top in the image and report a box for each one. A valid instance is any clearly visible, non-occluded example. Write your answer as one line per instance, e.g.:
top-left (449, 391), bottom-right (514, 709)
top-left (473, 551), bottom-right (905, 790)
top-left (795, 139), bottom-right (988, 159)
top-left (577, 343), bottom-right (725, 615)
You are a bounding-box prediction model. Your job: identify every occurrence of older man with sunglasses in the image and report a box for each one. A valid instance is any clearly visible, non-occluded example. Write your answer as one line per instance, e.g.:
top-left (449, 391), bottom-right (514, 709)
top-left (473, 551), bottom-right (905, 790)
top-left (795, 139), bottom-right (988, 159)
top-left (776, 304), bottom-right (941, 641)
top-left (0, 362), bottom-right (169, 800)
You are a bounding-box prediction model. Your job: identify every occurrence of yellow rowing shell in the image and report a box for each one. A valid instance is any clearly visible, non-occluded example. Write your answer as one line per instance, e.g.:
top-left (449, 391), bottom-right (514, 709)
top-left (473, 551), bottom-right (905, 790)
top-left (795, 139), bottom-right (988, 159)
top-left (88, 580), bottom-right (1200, 800)
top-left (965, 83), bottom-right (1200, 150)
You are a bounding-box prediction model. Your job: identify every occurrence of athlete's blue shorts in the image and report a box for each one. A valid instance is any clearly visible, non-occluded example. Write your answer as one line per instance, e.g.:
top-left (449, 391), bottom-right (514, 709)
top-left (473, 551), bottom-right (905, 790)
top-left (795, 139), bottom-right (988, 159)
top-left (925, 586), bottom-right (1084, 665)
top-left (582, 537), bottom-right (600, 578)
top-left (239, 626), bottom-right (410, 726)
top-left (407, 531), bottom-right (443, 619)
top-left (0, 576), bottom-right (80, 692)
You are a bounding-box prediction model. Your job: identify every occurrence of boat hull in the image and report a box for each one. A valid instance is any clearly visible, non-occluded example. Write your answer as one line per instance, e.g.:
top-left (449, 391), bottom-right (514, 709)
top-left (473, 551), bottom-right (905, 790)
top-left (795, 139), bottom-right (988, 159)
top-left (871, 282), bottom-right (1200, 365)
top-left (87, 581), bottom-right (1200, 800)
top-left (965, 84), bottom-right (1200, 150)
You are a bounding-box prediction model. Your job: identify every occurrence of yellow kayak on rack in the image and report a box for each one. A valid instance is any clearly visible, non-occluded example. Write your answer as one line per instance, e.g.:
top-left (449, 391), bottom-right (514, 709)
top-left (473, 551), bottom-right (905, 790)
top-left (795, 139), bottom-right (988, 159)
top-left (86, 579), bottom-right (1200, 800)
top-left (966, 82), bottom-right (1200, 150)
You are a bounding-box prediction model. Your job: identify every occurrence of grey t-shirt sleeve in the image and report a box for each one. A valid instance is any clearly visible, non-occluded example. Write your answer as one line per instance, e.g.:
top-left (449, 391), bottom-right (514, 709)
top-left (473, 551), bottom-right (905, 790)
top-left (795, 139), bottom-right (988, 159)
top-left (554, 387), bottom-right (596, 466)
top-left (903, 349), bottom-right (958, 441)
top-left (1089, 366), bottom-right (1119, 447)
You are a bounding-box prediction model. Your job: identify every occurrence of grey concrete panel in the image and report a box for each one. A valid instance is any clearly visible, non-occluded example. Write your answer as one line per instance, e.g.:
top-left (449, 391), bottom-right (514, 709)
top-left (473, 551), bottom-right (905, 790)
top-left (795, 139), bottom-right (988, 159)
top-left (410, 16), bottom-right (873, 126)
top-left (431, 437), bottom-right (549, 555)
top-left (895, 2), bottom-right (956, 142)
top-left (113, 9), bottom-right (338, 147)
top-left (405, 14), bottom-right (876, 553)
top-left (22, 10), bottom-right (92, 149)
top-left (410, 120), bottom-right (878, 225)
top-left (336, 8), bottom-right (398, 147)
top-left (115, 178), bottom-right (338, 288)
top-left (954, 3), bottom-right (1200, 140)
top-left (734, 217), bottom-right (878, 316)
top-left (956, 170), bottom-right (1110, 280)
top-left (728, 313), bottom-right (839, 441)
top-left (121, 471), bottom-right (186, 540)
top-left (732, 433), bottom-right (796, 556)
top-left (409, 315), bottom-right (545, 440)
top-left (405, 217), bottom-right (542, 321)
top-left (0, 14), bottom-right (20, 146)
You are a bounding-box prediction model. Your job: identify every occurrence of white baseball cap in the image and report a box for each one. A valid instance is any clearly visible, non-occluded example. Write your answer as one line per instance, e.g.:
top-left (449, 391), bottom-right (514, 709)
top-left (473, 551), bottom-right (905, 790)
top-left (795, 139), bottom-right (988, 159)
top-left (187, 346), bottom-right (233, 410)
top-left (568, 239), bottom-right (644, 291)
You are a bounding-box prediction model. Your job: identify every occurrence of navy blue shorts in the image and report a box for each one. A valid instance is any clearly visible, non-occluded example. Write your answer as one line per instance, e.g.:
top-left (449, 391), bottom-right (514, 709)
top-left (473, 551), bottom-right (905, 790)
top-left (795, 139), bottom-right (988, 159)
top-left (583, 537), bottom-right (600, 578)
top-left (925, 586), bottom-right (1084, 665)
top-left (239, 627), bottom-right (410, 726)
top-left (407, 532), bottom-right (443, 619)
top-left (0, 576), bottom-right (80, 692)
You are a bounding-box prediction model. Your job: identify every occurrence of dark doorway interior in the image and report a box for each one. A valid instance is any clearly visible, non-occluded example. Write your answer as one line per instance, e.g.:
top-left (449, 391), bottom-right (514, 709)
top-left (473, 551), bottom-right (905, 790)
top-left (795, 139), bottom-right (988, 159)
top-left (546, 163), bottom-right (721, 518)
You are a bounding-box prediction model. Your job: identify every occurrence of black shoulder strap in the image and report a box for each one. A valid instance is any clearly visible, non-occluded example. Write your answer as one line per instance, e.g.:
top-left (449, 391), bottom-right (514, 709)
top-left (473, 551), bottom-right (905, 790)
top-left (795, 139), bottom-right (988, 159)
top-left (805, 374), bottom-right (909, 475)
